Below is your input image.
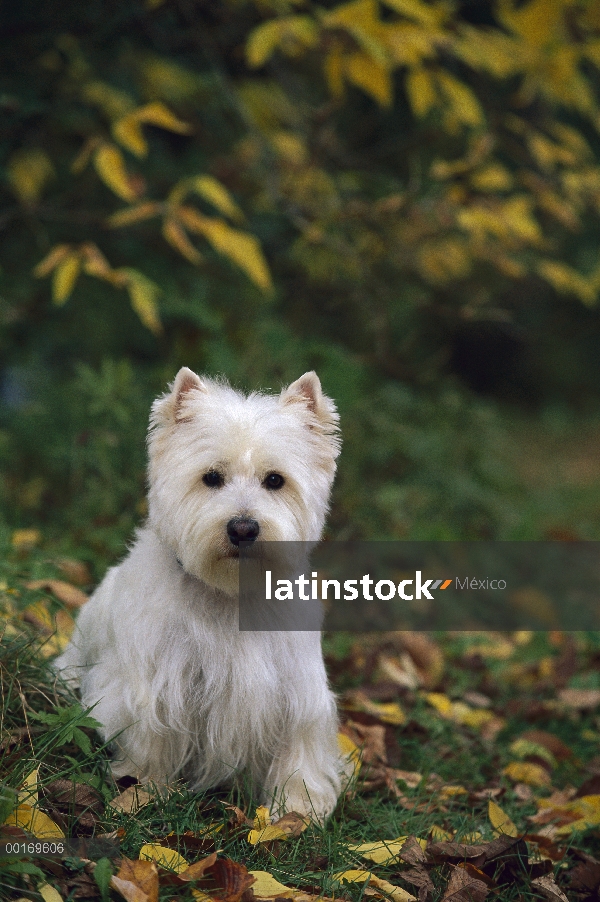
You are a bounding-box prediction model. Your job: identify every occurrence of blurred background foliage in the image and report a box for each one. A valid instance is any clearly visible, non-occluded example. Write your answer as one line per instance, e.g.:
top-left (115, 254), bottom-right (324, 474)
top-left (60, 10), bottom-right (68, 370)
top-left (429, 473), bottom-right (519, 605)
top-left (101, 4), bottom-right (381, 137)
top-left (3, 0), bottom-right (600, 565)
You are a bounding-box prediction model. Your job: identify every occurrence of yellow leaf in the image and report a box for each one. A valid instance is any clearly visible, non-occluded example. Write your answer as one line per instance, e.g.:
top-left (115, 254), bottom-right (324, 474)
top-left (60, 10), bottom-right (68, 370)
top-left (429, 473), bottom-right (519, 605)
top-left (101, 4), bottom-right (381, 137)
top-left (18, 768), bottom-right (39, 805)
top-left (247, 824), bottom-right (289, 845)
top-left (439, 784), bottom-right (468, 798)
top-left (436, 70), bottom-right (483, 127)
top-left (537, 261), bottom-right (596, 306)
top-left (139, 844), bottom-right (189, 873)
top-left (82, 81), bottom-right (135, 119)
top-left (338, 731), bottom-right (362, 773)
top-left (11, 528), bottom-right (42, 549)
top-left (424, 692), bottom-right (453, 716)
top-left (333, 869), bottom-right (372, 883)
top-left (113, 116), bottom-right (147, 157)
top-left (139, 56), bottom-right (203, 104)
top-left (248, 871), bottom-right (294, 899)
top-left (471, 164), bottom-right (513, 192)
top-left (23, 600), bottom-right (54, 634)
top-left (405, 67), bottom-right (436, 118)
top-left (52, 253), bottom-right (81, 305)
top-left (163, 217), bottom-right (204, 265)
top-left (253, 805), bottom-right (272, 829)
top-left (188, 176), bottom-right (244, 223)
top-left (186, 216), bottom-right (272, 291)
top-left (324, 43), bottom-right (345, 99)
top-left (488, 800), bottom-right (518, 837)
top-left (382, 0), bottom-right (445, 27)
top-left (137, 101), bottom-right (191, 133)
top-left (246, 16), bottom-right (319, 68)
top-left (347, 837), bottom-right (424, 866)
top-left (94, 144), bottom-right (137, 202)
top-left (503, 762), bottom-right (551, 787)
top-left (509, 738), bottom-right (556, 768)
top-left (430, 825), bottom-right (452, 841)
top-left (368, 875), bottom-right (416, 902)
top-left (7, 149), bottom-right (55, 204)
top-left (5, 803), bottom-right (65, 838)
top-left (498, 0), bottom-right (564, 48)
top-left (246, 19), bottom-right (291, 68)
top-left (107, 202), bottom-right (163, 228)
top-left (39, 885), bottom-right (64, 902)
top-left (119, 269), bottom-right (162, 334)
top-left (344, 52), bottom-right (392, 107)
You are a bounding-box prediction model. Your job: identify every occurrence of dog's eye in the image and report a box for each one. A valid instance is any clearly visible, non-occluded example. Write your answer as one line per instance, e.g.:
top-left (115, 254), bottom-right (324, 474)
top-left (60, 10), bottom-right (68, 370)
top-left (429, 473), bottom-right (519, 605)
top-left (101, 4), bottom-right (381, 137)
top-left (264, 473), bottom-right (284, 490)
top-left (203, 470), bottom-right (224, 488)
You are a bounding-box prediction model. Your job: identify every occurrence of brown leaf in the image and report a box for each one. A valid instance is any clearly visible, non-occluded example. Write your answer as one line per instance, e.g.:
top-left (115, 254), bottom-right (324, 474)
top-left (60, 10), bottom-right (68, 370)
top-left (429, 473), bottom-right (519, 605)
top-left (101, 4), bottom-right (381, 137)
top-left (442, 866), bottom-right (488, 902)
top-left (26, 579), bottom-right (88, 609)
top-left (569, 860), bottom-right (600, 892)
top-left (111, 859), bottom-right (159, 902)
top-left (109, 785), bottom-right (154, 814)
top-left (176, 852), bottom-right (218, 881)
top-left (209, 857), bottom-right (257, 902)
top-left (530, 875), bottom-right (569, 901)
top-left (55, 558), bottom-right (92, 586)
top-left (520, 731), bottom-right (572, 762)
top-left (400, 836), bottom-right (427, 867)
top-left (558, 688), bottom-right (600, 710)
top-left (271, 812), bottom-right (310, 838)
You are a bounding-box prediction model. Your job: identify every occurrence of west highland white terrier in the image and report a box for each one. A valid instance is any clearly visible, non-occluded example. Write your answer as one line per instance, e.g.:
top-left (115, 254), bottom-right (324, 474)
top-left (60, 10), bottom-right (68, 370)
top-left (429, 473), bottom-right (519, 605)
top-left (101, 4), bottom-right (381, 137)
top-left (55, 368), bottom-right (344, 821)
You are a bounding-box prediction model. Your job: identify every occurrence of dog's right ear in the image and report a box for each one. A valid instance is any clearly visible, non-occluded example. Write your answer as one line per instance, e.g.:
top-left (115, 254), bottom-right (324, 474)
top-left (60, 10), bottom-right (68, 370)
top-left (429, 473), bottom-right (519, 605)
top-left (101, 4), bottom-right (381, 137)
top-left (151, 367), bottom-right (207, 426)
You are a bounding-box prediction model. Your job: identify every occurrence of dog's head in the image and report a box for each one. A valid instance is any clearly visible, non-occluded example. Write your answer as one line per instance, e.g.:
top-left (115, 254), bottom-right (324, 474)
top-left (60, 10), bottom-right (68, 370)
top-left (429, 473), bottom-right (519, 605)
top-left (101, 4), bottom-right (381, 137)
top-left (147, 368), bottom-right (341, 594)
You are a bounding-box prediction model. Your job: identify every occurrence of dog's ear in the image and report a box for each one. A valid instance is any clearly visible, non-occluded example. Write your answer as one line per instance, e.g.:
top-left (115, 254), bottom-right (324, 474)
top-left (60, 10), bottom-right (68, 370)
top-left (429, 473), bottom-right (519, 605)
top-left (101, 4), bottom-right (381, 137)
top-left (152, 367), bottom-right (208, 426)
top-left (280, 372), bottom-right (340, 445)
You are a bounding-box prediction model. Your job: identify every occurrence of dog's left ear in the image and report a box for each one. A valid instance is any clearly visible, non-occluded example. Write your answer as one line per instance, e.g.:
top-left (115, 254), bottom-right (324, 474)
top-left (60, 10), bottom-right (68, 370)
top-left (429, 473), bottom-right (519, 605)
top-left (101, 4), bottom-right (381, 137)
top-left (280, 372), bottom-right (340, 445)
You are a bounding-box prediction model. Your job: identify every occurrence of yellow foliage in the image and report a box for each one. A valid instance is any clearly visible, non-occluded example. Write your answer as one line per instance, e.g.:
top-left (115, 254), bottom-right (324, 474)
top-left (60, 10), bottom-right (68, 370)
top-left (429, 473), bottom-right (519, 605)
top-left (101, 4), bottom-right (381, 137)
top-left (187, 175), bottom-right (245, 222)
top-left (138, 56), bottom-right (202, 103)
top-left (405, 67), bottom-right (436, 118)
top-left (435, 70), bottom-right (483, 127)
top-left (344, 52), bottom-right (392, 107)
top-left (114, 102), bottom-right (190, 157)
top-left (163, 216), bottom-right (204, 265)
top-left (4, 803), bottom-right (65, 838)
top-left (8, 149), bottom-right (55, 204)
top-left (52, 253), bottom-right (82, 305)
top-left (537, 260), bottom-right (596, 305)
top-left (246, 16), bottom-right (318, 68)
top-left (119, 268), bottom-right (163, 334)
top-left (94, 143), bottom-right (137, 202)
top-left (180, 211), bottom-right (272, 291)
top-left (82, 80), bottom-right (135, 119)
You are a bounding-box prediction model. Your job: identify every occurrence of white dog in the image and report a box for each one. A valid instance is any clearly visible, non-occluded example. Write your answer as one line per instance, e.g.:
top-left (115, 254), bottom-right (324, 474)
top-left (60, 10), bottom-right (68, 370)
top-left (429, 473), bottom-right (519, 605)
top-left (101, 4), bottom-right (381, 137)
top-left (55, 368), bottom-right (344, 821)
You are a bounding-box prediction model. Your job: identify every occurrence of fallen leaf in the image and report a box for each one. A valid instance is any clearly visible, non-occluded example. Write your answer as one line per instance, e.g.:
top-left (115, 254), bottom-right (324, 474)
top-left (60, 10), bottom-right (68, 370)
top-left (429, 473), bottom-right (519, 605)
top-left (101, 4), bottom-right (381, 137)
top-left (348, 837), bottom-right (413, 866)
top-left (558, 688), bottom-right (600, 710)
top-left (4, 803), bottom-right (65, 838)
top-left (109, 785), bottom-right (153, 814)
top-left (111, 859), bottom-right (158, 902)
top-left (503, 762), bottom-right (551, 787)
top-left (488, 799), bottom-right (519, 837)
top-left (247, 871), bottom-right (292, 899)
top-left (11, 528), bottom-right (41, 549)
top-left (39, 885), bottom-right (64, 902)
top-left (139, 844), bottom-right (189, 873)
top-left (247, 824), bottom-right (288, 844)
top-left (442, 865), bottom-right (489, 902)
top-left (530, 874), bottom-right (569, 901)
top-left (26, 579), bottom-right (88, 608)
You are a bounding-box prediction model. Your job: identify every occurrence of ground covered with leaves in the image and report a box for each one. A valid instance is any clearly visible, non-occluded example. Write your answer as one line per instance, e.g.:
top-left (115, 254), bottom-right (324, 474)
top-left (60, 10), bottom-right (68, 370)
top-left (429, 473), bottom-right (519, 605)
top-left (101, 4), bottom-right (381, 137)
top-left (2, 535), bottom-right (600, 902)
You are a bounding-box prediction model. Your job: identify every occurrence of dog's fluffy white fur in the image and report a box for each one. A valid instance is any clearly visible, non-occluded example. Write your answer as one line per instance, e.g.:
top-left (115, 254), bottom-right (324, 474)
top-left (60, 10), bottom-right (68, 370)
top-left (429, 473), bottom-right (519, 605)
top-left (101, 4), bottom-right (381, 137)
top-left (55, 368), bottom-right (344, 821)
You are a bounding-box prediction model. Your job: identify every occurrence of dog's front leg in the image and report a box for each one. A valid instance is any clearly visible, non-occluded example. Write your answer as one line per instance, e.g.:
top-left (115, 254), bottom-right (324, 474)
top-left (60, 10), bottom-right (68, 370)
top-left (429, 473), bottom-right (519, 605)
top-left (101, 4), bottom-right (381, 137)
top-left (263, 718), bottom-right (343, 823)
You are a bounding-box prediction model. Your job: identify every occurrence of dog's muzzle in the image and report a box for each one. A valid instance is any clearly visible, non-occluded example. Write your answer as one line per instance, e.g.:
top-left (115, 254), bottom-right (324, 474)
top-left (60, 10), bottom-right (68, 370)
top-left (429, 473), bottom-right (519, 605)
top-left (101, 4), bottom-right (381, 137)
top-left (227, 517), bottom-right (260, 546)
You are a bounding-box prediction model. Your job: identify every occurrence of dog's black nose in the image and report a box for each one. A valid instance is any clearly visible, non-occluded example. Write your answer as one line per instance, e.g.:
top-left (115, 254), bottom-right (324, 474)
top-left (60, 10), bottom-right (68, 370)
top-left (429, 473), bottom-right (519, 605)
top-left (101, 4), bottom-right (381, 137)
top-left (227, 518), bottom-right (260, 546)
